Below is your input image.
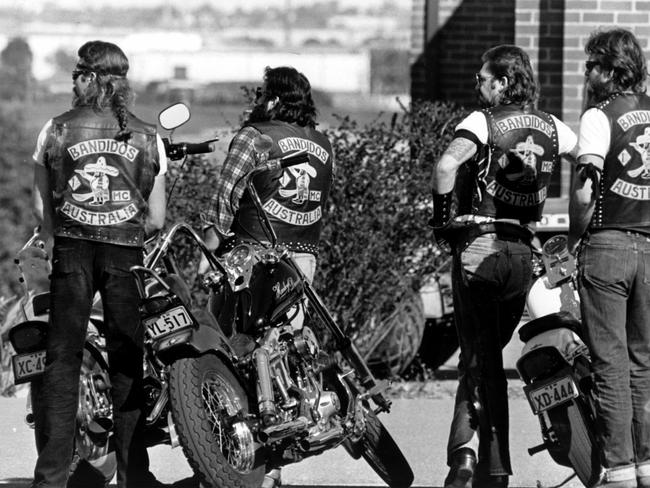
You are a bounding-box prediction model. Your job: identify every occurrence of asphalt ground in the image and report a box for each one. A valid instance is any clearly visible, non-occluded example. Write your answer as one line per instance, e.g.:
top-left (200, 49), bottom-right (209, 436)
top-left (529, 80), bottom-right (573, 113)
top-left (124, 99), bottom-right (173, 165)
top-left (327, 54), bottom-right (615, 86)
top-left (0, 383), bottom-right (585, 488)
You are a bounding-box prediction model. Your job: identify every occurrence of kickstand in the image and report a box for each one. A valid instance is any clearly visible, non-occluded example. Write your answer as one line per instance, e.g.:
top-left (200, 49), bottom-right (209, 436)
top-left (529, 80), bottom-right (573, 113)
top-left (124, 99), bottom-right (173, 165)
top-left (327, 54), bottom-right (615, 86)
top-left (536, 472), bottom-right (577, 488)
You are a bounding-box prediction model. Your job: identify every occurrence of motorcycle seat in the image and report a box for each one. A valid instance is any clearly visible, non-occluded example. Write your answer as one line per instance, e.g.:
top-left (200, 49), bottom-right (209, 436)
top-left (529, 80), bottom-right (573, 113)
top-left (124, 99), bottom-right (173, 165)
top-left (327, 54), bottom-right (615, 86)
top-left (519, 311), bottom-right (583, 343)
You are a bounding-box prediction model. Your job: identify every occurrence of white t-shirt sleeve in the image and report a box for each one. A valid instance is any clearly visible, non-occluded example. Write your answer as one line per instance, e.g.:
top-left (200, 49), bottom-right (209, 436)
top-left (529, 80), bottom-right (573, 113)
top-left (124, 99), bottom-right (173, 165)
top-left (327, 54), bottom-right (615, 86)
top-left (32, 119), bottom-right (53, 165)
top-left (155, 133), bottom-right (168, 176)
top-left (577, 108), bottom-right (610, 160)
top-left (454, 111), bottom-right (488, 145)
top-left (550, 114), bottom-right (578, 155)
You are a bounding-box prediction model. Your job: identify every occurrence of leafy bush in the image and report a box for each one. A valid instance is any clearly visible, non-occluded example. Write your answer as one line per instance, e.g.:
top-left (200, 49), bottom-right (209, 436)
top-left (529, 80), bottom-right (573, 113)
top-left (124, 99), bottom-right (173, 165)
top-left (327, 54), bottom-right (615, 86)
top-left (315, 99), bottom-right (468, 342)
top-left (0, 103), bottom-right (35, 299)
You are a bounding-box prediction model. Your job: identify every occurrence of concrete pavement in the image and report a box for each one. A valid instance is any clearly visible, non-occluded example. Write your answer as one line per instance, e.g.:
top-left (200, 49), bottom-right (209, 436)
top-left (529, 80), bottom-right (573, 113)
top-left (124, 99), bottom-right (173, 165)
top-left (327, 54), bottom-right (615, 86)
top-left (0, 383), bottom-right (585, 488)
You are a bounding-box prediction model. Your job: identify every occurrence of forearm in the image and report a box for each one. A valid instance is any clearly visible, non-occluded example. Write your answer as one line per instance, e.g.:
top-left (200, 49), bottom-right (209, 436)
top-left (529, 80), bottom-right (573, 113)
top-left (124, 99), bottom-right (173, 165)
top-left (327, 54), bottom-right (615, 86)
top-left (567, 169), bottom-right (597, 252)
top-left (201, 126), bottom-right (259, 236)
top-left (431, 137), bottom-right (477, 194)
top-left (33, 164), bottom-right (54, 238)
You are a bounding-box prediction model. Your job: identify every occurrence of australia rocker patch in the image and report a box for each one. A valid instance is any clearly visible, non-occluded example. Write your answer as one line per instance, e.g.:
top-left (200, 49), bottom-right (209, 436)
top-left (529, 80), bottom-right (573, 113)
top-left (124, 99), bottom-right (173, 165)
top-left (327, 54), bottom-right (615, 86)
top-left (61, 201), bottom-right (139, 226)
top-left (486, 181), bottom-right (547, 207)
top-left (263, 199), bottom-right (322, 226)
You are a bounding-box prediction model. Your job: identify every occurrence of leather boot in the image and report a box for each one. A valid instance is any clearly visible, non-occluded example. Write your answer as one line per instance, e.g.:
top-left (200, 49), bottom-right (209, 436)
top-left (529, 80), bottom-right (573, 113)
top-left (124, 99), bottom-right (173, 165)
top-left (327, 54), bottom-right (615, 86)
top-left (444, 448), bottom-right (477, 488)
top-left (472, 474), bottom-right (509, 488)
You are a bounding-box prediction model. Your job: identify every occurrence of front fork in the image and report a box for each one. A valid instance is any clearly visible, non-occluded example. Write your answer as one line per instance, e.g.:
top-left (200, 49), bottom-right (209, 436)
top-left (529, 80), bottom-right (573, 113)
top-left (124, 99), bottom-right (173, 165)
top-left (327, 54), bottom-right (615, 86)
top-left (300, 280), bottom-right (391, 413)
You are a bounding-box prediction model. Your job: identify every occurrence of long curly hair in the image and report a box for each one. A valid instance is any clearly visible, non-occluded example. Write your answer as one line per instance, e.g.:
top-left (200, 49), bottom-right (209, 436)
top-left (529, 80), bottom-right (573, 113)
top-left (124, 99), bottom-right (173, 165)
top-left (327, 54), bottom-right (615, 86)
top-left (248, 66), bottom-right (318, 128)
top-left (482, 45), bottom-right (539, 108)
top-left (585, 28), bottom-right (647, 94)
top-left (73, 40), bottom-right (134, 141)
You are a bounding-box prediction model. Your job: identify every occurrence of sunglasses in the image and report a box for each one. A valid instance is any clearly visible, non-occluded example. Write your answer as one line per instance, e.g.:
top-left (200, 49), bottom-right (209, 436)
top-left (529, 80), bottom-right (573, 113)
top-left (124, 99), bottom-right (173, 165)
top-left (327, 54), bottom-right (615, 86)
top-left (585, 60), bottom-right (600, 72)
top-left (72, 69), bottom-right (93, 81)
top-left (475, 72), bottom-right (493, 85)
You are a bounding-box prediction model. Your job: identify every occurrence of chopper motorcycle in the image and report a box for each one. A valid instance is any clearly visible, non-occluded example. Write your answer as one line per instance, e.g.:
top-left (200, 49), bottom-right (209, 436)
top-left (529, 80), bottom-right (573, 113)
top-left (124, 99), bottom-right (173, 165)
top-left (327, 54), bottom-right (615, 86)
top-left (6, 101), bottom-right (217, 484)
top-left (162, 135), bottom-right (414, 488)
top-left (515, 234), bottom-right (601, 487)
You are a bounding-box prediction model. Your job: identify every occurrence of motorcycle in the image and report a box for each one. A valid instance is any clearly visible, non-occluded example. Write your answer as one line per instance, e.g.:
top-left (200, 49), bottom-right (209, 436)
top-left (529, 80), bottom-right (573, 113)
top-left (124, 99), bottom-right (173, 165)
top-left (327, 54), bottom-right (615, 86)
top-left (161, 135), bottom-right (414, 488)
top-left (515, 234), bottom-right (600, 487)
top-left (6, 101), bottom-right (217, 484)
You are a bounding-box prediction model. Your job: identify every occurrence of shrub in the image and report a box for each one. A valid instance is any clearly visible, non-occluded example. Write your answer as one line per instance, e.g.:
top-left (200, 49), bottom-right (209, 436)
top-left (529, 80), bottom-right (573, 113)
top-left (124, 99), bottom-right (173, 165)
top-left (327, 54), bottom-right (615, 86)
top-left (315, 99), bottom-right (468, 348)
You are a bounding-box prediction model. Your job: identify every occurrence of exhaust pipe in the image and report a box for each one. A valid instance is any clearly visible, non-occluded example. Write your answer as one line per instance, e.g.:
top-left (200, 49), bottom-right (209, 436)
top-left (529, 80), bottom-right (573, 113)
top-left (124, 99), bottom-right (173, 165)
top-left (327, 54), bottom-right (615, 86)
top-left (299, 425), bottom-right (345, 451)
top-left (258, 416), bottom-right (310, 443)
top-left (253, 348), bottom-right (277, 425)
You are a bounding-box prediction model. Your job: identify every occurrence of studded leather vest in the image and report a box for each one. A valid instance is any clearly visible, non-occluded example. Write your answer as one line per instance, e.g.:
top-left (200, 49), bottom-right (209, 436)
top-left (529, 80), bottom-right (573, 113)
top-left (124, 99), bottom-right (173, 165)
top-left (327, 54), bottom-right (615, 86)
top-left (44, 106), bottom-right (159, 247)
top-left (589, 93), bottom-right (650, 233)
top-left (231, 121), bottom-right (333, 255)
top-left (456, 105), bottom-right (559, 223)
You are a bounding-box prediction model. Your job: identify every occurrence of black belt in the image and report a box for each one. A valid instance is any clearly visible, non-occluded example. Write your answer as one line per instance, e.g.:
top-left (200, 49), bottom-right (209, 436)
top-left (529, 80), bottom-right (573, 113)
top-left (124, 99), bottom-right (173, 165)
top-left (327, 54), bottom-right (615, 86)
top-left (452, 221), bottom-right (533, 253)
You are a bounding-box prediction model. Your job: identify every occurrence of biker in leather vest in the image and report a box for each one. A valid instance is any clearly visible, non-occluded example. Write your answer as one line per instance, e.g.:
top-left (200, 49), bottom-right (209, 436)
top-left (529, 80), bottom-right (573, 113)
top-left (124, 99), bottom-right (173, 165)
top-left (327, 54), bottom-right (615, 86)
top-left (231, 120), bottom-right (333, 255)
top-left (589, 93), bottom-right (650, 234)
top-left (45, 106), bottom-right (159, 247)
top-left (459, 104), bottom-right (560, 224)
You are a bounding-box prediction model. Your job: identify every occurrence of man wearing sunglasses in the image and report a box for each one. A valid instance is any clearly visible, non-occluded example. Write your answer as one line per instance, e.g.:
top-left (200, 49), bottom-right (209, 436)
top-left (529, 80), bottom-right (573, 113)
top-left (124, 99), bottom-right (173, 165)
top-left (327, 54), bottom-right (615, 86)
top-left (30, 40), bottom-right (168, 488)
top-left (568, 28), bottom-right (650, 488)
top-left (429, 45), bottom-right (577, 488)
top-left (200, 66), bottom-right (333, 488)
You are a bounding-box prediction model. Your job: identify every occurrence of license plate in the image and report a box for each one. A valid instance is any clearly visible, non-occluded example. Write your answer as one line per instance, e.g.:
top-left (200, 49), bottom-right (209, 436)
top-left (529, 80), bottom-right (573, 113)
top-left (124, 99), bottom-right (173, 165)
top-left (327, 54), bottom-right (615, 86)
top-left (527, 375), bottom-right (578, 414)
top-left (144, 305), bottom-right (193, 340)
top-left (12, 350), bottom-right (46, 384)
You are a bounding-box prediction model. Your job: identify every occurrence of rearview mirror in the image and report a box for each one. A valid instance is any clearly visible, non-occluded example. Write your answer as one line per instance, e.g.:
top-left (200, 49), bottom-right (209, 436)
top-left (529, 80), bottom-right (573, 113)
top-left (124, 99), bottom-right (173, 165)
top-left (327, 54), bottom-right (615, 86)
top-left (158, 103), bottom-right (190, 130)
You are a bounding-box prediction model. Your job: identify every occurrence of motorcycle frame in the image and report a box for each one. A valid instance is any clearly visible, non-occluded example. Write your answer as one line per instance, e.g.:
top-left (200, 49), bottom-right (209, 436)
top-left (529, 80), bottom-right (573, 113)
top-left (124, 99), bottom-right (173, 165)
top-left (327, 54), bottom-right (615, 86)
top-left (244, 169), bottom-right (391, 414)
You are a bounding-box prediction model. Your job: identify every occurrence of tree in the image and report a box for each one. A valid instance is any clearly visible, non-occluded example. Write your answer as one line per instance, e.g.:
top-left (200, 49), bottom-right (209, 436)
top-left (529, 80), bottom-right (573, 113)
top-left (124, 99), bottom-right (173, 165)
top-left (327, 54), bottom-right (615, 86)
top-left (49, 47), bottom-right (77, 75)
top-left (0, 37), bottom-right (36, 102)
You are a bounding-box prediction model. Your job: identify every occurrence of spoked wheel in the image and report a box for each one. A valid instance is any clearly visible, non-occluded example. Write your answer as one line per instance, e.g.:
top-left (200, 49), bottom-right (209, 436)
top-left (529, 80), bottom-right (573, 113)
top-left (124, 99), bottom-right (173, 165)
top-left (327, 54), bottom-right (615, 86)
top-left (346, 406), bottom-right (414, 488)
top-left (169, 354), bottom-right (265, 488)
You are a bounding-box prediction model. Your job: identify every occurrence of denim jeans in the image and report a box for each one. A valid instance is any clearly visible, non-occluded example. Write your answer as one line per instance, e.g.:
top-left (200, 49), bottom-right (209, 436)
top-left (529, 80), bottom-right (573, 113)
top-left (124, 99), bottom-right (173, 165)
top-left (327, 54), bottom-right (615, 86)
top-left (577, 230), bottom-right (650, 471)
top-left (32, 237), bottom-right (151, 488)
top-left (447, 234), bottom-right (532, 477)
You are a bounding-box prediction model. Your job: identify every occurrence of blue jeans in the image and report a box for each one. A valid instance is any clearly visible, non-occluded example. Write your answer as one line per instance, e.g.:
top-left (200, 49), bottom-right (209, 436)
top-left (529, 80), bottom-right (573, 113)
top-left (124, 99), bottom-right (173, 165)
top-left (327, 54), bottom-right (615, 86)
top-left (32, 237), bottom-right (151, 488)
top-left (447, 234), bottom-right (532, 477)
top-left (577, 230), bottom-right (650, 471)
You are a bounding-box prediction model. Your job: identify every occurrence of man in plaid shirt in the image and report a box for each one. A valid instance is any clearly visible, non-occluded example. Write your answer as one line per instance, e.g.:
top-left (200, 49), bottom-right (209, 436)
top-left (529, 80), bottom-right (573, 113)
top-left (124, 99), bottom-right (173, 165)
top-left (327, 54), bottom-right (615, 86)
top-left (201, 66), bottom-right (333, 285)
top-left (201, 65), bottom-right (334, 488)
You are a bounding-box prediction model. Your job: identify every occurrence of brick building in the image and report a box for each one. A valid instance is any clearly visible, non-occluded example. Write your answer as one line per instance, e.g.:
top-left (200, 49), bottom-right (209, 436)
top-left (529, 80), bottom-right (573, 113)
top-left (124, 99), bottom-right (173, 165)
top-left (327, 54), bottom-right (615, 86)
top-left (411, 0), bottom-right (650, 202)
top-left (411, 0), bottom-right (650, 132)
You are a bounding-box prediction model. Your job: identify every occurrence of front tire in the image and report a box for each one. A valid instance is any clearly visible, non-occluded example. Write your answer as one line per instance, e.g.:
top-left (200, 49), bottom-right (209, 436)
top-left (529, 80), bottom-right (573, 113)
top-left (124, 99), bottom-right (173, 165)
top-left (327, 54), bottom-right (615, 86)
top-left (354, 407), bottom-right (414, 488)
top-left (169, 354), bottom-right (265, 488)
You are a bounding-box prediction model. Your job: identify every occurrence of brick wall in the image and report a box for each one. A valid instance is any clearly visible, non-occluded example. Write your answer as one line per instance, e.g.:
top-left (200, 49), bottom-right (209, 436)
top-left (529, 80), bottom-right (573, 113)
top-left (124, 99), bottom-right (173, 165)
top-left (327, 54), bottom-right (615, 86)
top-left (410, 0), bottom-right (516, 106)
top-left (561, 0), bottom-right (650, 130)
top-left (413, 0), bottom-right (650, 131)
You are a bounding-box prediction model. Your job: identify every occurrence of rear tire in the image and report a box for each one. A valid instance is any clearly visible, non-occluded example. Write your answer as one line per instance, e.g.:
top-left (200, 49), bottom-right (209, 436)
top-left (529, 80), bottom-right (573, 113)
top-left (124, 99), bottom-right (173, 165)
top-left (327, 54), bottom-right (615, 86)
top-left (547, 401), bottom-right (600, 487)
top-left (169, 354), bottom-right (265, 488)
top-left (355, 408), bottom-right (414, 488)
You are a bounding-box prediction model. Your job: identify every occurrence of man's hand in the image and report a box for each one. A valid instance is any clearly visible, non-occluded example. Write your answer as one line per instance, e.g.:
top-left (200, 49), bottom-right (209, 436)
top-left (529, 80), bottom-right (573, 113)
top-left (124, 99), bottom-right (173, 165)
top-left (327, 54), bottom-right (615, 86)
top-left (567, 235), bottom-right (580, 256)
top-left (198, 226), bottom-right (221, 275)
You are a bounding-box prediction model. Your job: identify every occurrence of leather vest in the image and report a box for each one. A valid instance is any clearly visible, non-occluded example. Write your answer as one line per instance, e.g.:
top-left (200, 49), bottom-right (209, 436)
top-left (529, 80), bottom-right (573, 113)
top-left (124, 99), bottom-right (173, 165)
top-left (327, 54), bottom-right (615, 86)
top-left (44, 106), bottom-right (159, 247)
top-left (590, 93), bottom-right (650, 233)
top-left (456, 105), bottom-right (559, 223)
top-left (231, 121), bottom-right (333, 255)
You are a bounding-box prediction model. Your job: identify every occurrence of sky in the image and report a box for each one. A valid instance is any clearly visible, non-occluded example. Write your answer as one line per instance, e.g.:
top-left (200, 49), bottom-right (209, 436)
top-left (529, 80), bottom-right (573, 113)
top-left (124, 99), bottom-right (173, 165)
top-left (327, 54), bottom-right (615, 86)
top-left (7, 0), bottom-right (402, 13)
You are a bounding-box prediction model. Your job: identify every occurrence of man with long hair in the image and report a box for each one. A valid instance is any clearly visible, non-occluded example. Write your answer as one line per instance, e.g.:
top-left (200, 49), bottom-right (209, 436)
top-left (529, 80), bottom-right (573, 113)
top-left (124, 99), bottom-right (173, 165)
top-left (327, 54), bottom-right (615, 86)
top-left (202, 66), bottom-right (333, 280)
top-left (31, 40), bottom-right (167, 488)
top-left (430, 45), bottom-right (577, 488)
top-left (200, 65), bottom-right (333, 488)
top-left (568, 28), bottom-right (650, 488)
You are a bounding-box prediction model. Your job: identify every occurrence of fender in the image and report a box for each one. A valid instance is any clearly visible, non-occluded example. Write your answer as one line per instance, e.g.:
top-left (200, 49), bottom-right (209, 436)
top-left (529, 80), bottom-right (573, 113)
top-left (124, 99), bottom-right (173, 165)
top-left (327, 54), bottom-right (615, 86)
top-left (154, 308), bottom-right (237, 366)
